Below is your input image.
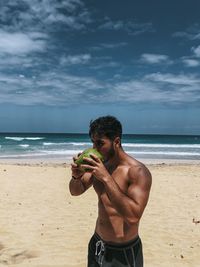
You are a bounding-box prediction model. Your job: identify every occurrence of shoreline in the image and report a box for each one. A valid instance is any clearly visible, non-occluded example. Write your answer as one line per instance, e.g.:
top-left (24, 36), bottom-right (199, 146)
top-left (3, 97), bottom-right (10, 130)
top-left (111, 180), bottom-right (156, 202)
top-left (0, 157), bottom-right (199, 166)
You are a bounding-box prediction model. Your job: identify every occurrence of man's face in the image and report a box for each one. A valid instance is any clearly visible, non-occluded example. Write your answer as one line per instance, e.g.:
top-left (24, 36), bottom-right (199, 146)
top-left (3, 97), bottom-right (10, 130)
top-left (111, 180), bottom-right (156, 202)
top-left (90, 134), bottom-right (115, 162)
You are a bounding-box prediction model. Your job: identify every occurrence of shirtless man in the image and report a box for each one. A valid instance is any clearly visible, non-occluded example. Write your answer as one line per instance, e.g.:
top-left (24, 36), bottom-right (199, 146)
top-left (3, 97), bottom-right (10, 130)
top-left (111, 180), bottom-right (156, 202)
top-left (69, 116), bottom-right (152, 267)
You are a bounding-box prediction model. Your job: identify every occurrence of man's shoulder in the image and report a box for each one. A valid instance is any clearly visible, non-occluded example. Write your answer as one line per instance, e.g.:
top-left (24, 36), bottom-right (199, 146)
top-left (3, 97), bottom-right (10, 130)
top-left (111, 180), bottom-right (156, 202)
top-left (126, 159), bottom-right (152, 187)
top-left (122, 154), bottom-right (149, 174)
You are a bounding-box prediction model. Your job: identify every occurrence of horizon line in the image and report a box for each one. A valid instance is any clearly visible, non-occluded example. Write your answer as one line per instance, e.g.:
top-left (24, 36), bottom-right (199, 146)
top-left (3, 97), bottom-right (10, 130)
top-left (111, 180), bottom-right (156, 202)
top-left (0, 132), bottom-right (199, 137)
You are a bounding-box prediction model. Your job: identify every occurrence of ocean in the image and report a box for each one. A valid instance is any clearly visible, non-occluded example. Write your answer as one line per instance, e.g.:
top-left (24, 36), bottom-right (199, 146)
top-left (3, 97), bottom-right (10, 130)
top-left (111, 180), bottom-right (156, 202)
top-left (0, 133), bottom-right (200, 162)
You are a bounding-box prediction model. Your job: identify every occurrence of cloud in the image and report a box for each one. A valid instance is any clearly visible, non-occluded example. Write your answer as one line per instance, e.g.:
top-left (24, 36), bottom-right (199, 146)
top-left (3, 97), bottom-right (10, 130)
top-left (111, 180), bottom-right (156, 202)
top-left (110, 73), bottom-right (200, 104)
top-left (191, 45), bottom-right (200, 57)
top-left (179, 45), bottom-right (200, 68)
top-left (0, 72), bottom-right (106, 106)
top-left (173, 24), bottom-right (200, 40)
top-left (89, 61), bottom-right (119, 70)
top-left (182, 58), bottom-right (200, 67)
top-left (60, 54), bottom-right (120, 70)
top-left (140, 53), bottom-right (172, 64)
top-left (60, 54), bottom-right (91, 65)
top-left (145, 73), bottom-right (199, 85)
top-left (0, 0), bottom-right (93, 63)
top-left (0, 71), bottom-right (199, 107)
top-left (173, 31), bottom-right (199, 40)
top-left (0, 30), bottom-right (47, 55)
top-left (0, 2), bottom-right (199, 108)
top-left (91, 42), bottom-right (128, 51)
top-left (98, 17), bottom-right (154, 35)
top-left (0, 0), bottom-right (91, 32)
top-left (173, 26), bottom-right (200, 66)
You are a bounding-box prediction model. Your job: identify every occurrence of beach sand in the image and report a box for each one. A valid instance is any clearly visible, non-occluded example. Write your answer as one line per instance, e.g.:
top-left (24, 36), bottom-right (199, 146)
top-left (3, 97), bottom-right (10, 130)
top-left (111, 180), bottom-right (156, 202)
top-left (0, 162), bottom-right (200, 267)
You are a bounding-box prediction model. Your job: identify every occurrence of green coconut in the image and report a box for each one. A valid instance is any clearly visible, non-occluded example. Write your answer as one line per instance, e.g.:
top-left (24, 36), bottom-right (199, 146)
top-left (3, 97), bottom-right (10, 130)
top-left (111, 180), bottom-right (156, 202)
top-left (75, 148), bottom-right (104, 171)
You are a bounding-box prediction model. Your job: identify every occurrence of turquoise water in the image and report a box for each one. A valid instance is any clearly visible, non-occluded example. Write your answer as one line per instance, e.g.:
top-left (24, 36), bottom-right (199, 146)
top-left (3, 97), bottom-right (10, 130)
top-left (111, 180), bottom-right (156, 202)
top-left (0, 133), bottom-right (200, 161)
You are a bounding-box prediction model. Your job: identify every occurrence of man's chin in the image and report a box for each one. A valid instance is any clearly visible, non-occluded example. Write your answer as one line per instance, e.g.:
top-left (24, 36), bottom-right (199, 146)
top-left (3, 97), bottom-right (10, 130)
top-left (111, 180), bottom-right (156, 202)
top-left (103, 157), bottom-right (109, 163)
top-left (103, 156), bottom-right (113, 163)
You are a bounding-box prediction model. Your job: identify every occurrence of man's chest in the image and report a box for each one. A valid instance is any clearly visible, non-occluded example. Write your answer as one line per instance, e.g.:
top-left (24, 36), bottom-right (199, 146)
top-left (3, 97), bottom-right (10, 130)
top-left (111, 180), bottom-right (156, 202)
top-left (93, 167), bottom-right (129, 196)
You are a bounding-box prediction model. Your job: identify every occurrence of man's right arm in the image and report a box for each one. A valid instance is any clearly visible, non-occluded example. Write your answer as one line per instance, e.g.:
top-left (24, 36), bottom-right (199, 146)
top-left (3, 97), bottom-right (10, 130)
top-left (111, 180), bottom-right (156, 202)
top-left (69, 172), bottom-right (93, 196)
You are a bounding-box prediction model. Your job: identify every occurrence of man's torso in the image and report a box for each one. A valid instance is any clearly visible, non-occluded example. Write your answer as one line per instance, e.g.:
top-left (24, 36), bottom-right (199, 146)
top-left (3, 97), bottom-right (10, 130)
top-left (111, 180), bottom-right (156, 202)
top-left (93, 156), bottom-right (142, 243)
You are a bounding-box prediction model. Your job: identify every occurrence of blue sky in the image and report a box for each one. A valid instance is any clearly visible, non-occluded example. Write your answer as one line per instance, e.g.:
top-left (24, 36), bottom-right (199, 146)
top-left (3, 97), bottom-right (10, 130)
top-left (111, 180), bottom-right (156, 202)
top-left (0, 0), bottom-right (200, 134)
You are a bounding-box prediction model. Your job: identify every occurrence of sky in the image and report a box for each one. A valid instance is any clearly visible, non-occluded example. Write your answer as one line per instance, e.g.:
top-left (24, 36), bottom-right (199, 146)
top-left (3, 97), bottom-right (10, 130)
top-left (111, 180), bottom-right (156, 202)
top-left (0, 0), bottom-right (200, 135)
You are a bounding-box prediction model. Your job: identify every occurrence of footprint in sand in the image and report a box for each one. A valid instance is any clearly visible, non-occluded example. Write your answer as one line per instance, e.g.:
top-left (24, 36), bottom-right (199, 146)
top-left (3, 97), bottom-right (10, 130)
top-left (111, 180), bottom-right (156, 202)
top-left (0, 243), bottom-right (4, 250)
top-left (0, 246), bottom-right (39, 265)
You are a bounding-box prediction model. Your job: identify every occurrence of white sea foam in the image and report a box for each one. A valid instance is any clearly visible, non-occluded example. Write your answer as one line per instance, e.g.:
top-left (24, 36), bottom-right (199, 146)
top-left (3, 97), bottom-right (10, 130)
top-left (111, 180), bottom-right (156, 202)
top-left (55, 142), bottom-right (200, 149)
top-left (38, 150), bottom-right (81, 155)
top-left (5, 137), bottom-right (24, 141)
top-left (19, 144), bottom-right (30, 148)
top-left (43, 142), bottom-right (56, 146)
top-left (0, 150), bottom-right (80, 158)
top-left (0, 153), bottom-right (45, 158)
top-left (25, 137), bottom-right (45, 140)
top-left (5, 137), bottom-right (45, 141)
top-left (123, 143), bottom-right (200, 148)
top-left (66, 142), bottom-right (92, 146)
top-left (43, 142), bottom-right (79, 146)
top-left (45, 142), bottom-right (200, 149)
top-left (127, 151), bottom-right (200, 156)
top-left (0, 150), bottom-right (199, 160)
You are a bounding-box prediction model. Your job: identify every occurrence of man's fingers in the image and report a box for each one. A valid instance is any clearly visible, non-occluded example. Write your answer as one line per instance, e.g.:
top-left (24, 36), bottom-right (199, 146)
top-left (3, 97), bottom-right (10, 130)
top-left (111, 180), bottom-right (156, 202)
top-left (82, 157), bottom-right (96, 165)
top-left (90, 153), bottom-right (101, 163)
top-left (80, 164), bottom-right (95, 170)
top-left (71, 163), bottom-right (78, 168)
top-left (73, 156), bottom-right (79, 162)
top-left (73, 152), bottom-right (82, 162)
top-left (73, 156), bottom-right (77, 162)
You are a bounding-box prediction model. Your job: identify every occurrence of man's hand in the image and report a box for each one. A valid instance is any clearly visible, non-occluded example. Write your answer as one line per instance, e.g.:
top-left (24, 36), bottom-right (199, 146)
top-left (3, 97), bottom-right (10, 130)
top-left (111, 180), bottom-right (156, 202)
top-left (71, 153), bottom-right (84, 179)
top-left (80, 154), bottom-right (111, 182)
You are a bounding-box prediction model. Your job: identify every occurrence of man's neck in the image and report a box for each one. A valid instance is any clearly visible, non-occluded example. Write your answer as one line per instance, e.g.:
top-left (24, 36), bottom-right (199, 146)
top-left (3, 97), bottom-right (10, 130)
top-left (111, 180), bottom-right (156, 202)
top-left (106, 147), bottom-right (125, 169)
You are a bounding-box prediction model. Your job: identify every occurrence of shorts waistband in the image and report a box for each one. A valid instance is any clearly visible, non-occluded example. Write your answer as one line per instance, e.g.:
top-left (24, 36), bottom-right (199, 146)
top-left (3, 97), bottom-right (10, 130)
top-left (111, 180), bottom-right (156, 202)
top-left (93, 232), bottom-right (140, 249)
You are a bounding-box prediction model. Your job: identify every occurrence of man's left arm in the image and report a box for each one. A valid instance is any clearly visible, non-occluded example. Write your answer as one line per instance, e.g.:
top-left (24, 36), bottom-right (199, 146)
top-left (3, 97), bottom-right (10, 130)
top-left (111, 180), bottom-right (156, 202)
top-left (104, 166), bottom-right (152, 224)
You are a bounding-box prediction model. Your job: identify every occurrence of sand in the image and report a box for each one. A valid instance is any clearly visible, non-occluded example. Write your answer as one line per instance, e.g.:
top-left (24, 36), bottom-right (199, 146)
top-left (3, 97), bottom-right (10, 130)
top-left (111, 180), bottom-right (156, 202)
top-left (0, 162), bottom-right (200, 267)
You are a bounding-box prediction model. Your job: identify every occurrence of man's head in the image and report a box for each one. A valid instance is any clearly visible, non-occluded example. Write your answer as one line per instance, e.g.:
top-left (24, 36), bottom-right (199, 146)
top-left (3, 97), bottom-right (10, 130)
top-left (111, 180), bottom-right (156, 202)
top-left (89, 116), bottom-right (122, 161)
top-left (89, 115), bottom-right (122, 140)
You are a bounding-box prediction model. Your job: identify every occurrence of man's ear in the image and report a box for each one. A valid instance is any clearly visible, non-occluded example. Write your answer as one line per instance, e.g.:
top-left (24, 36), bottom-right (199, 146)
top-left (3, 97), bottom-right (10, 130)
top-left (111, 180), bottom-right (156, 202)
top-left (114, 137), bottom-right (121, 148)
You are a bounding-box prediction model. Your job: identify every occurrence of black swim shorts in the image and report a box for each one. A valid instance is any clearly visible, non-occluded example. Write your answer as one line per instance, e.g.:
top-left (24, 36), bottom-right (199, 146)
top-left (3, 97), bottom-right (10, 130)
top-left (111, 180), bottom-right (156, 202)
top-left (87, 232), bottom-right (143, 267)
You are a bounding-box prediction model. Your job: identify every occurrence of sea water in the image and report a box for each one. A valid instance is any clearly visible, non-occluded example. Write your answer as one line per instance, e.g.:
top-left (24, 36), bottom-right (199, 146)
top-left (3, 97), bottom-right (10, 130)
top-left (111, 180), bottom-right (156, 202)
top-left (0, 133), bottom-right (200, 162)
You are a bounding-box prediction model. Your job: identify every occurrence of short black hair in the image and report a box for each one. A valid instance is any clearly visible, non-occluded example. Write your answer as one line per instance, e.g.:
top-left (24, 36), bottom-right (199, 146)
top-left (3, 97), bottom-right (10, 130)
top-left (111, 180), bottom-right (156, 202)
top-left (89, 115), bottom-right (122, 140)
